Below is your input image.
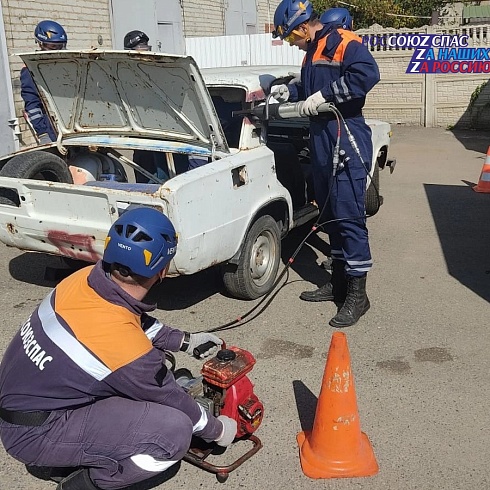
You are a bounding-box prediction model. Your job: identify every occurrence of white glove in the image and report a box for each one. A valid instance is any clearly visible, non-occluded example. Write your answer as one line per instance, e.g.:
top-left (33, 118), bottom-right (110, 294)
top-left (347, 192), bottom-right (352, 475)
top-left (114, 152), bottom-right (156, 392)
top-left (215, 415), bottom-right (238, 447)
top-left (38, 133), bottom-right (52, 145)
top-left (270, 84), bottom-right (290, 103)
top-left (301, 91), bottom-right (327, 116)
top-left (182, 332), bottom-right (223, 358)
top-left (288, 71), bottom-right (301, 84)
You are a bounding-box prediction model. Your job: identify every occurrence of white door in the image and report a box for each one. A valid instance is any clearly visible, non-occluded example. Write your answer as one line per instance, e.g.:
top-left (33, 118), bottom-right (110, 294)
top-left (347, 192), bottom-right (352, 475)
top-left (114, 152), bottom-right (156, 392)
top-left (0, 8), bottom-right (19, 157)
top-left (225, 0), bottom-right (258, 35)
top-left (155, 1), bottom-right (184, 54)
top-left (110, 0), bottom-right (184, 54)
top-left (110, 0), bottom-right (157, 50)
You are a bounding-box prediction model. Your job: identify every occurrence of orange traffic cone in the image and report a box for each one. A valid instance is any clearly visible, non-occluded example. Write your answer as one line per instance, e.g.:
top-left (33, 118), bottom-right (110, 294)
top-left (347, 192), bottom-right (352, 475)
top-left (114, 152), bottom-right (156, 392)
top-left (473, 147), bottom-right (490, 193)
top-left (297, 332), bottom-right (378, 479)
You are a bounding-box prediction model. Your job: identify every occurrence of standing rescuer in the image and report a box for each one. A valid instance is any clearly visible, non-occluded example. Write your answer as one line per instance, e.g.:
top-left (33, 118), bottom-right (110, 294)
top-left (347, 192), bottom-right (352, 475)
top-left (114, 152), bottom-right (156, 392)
top-left (271, 2), bottom-right (380, 328)
top-left (0, 207), bottom-right (236, 489)
top-left (21, 20), bottom-right (67, 144)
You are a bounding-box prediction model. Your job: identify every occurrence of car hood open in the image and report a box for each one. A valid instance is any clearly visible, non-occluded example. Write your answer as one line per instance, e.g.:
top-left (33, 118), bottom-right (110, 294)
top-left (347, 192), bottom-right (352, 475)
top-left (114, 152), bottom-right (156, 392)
top-left (20, 50), bottom-right (228, 153)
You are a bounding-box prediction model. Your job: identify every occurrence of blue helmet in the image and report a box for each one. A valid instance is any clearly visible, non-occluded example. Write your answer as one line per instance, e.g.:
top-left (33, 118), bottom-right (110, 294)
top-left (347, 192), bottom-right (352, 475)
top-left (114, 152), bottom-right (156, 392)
top-left (320, 8), bottom-right (353, 31)
top-left (103, 207), bottom-right (178, 278)
top-left (34, 20), bottom-right (67, 45)
top-left (272, 0), bottom-right (313, 39)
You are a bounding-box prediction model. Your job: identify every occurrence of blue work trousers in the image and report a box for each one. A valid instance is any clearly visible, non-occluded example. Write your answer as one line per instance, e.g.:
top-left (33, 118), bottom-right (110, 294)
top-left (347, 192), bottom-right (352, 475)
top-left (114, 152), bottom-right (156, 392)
top-left (309, 116), bottom-right (373, 277)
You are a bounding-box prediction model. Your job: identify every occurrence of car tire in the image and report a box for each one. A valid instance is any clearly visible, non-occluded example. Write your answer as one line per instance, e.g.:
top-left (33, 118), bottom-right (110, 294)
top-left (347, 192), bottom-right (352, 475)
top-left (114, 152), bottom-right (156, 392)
top-left (365, 163), bottom-right (381, 217)
top-left (222, 215), bottom-right (281, 300)
top-left (0, 151), bottom-right (73, 206)
top-left (0, 151), bottom-right (73, 183)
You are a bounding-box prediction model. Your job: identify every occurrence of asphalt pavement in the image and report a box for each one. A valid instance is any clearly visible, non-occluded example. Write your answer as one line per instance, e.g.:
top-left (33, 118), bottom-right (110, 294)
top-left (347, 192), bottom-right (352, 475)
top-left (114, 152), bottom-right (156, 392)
top-left (0, 126), bottom-right (489, 489)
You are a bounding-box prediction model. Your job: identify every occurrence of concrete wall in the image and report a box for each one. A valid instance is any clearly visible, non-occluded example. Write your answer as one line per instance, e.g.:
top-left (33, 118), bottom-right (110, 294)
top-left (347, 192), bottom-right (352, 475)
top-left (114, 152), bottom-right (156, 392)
top-left (1, 0), bottom-right (112, 147)
top-left (357, 24), bottom-right (490, 129)
top-left (363, 51), bottom-right (490, 129)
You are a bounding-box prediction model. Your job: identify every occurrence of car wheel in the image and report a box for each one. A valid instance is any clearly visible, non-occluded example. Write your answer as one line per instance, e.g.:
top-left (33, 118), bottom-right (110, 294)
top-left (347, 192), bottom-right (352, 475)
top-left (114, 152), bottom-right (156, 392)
top-left (0, 151), bottom-right (73, 182)
top-left (222, 215), bottom-right (281, 300)
top-left (365, 163), bottom-right (381, 217)
top-left (0, 151), bottom-right (73, 206)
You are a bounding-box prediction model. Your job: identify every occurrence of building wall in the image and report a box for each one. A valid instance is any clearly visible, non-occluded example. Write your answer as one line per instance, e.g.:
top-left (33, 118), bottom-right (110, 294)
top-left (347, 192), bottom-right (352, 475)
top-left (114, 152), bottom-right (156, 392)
top-left (182, 0), bottom-right (226, 37)
top-left (182, 0), bottom-right (283, 37)
top-left (1, 0), bottom-right (112, 146)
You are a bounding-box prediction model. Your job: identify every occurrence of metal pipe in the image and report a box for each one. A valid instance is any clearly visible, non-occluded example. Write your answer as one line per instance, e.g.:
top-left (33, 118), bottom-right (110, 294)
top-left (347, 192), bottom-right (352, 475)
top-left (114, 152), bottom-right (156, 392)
top-left (106, 150), bottom-right (165, 184)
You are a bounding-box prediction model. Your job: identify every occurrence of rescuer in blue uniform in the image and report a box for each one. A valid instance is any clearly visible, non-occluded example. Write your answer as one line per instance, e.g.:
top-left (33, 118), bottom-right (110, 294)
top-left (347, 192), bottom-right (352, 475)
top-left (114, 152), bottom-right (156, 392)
top-left (272, 2), bottom-right (380, 327)
top-left (21, 20), bottom-right (68, 144)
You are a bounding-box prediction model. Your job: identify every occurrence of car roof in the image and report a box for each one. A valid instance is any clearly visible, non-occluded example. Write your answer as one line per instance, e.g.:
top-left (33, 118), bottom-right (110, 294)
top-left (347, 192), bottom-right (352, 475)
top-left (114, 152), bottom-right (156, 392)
top-left (201, 65), bottom-right (300, 103)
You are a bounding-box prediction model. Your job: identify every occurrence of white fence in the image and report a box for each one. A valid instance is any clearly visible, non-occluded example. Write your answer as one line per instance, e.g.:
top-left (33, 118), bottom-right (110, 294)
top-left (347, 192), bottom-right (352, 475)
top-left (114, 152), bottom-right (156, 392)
top-left (186, 33), bottom-right (304, 68)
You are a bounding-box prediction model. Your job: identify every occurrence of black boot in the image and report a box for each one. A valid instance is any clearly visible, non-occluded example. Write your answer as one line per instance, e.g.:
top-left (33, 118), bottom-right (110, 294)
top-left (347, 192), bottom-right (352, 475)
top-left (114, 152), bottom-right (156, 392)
top-left (56, 469), bottom-right (100, 490)
top-left (300, 260), bottom-right (347, 302)
top-left (329, 275), bottom-right (370, 328)
top-left (26, 465), bottom-right (78, 483)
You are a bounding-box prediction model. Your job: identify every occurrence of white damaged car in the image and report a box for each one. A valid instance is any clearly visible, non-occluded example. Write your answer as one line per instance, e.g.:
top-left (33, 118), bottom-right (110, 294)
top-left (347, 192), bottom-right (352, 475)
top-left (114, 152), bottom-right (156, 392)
top-left (0, 50), bottom-right (394, 299)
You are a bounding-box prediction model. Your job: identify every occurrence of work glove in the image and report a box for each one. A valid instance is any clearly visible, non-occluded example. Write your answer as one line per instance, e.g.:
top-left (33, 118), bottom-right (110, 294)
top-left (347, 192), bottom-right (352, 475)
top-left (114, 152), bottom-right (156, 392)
top-left (301, 91), bottom-right (327, 117)
top-left (288, 71), bottom-right (301, 85)
top-left (215, 415), bottom-right (238, 447)
top-left (270, 84), bottom-right (290, 103)
top-left (181, 332), bottom-right (223, 358)
top-left (38, 133), bottom-right (52, 145)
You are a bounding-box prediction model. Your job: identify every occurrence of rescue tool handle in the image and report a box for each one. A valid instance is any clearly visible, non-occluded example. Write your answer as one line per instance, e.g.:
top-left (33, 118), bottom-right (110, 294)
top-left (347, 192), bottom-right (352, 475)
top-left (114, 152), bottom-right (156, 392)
top-left (192, 339), bottom-right (226, 358)
top-left (193, 341), bottom-right (221, 358)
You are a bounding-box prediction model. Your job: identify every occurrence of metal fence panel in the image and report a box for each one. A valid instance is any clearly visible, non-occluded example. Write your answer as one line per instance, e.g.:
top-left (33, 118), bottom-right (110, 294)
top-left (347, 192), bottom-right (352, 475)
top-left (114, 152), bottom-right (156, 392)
top-left (186, 33), bottom-right (304, 68)
top-left (186, 35), bottom-right (251, 68)
top-left (249, 34), bottom-right (303, 66)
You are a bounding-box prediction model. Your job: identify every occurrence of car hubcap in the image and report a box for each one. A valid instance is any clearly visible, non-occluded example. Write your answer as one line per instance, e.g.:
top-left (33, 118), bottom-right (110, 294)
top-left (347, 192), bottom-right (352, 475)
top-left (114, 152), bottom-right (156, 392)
top-left (249, 231), bottom-right (276, 287)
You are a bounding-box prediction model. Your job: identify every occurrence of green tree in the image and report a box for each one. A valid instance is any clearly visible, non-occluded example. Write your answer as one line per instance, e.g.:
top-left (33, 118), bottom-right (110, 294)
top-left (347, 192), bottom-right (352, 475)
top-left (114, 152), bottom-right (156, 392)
top-left (312, 0), bottom-right (451, 29)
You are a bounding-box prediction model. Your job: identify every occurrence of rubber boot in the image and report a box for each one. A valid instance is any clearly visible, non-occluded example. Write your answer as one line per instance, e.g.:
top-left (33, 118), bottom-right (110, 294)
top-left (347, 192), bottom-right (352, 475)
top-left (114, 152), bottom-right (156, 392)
top-left (300, 260), bottom-right (347, 302)
top-left (56, 469), bottom-right (100, 490)
top-left (329, 275), bottom-right (370, 328)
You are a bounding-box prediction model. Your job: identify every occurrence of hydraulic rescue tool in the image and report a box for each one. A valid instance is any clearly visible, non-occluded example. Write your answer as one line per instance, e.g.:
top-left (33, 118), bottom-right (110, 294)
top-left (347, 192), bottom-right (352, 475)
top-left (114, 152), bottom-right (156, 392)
top-left (234, 100), bottom-right (337, 121)
top-left (170, 343), bottom-right (263, 483)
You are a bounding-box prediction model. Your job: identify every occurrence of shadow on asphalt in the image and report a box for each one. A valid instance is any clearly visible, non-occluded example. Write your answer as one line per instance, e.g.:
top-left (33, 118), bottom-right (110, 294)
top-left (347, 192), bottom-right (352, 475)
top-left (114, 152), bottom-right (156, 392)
top-left (7, 222), bottom-right (333, 309)
top-left (7, 252), bottom-right (222, 309)
top-left (8, 253), bottom-right (72, 288)
top-left (449, 128), bottom-right (490, 154)
top-left (293, 379), bottom-right (318, 432)
top-left (280, 223), bottom-right (332, 290)
top-left (424, 183), bottom-right (490, 302)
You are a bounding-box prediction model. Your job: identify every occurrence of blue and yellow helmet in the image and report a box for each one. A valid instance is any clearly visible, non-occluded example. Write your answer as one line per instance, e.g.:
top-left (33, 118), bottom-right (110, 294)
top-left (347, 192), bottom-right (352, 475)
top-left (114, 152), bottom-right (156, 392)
top-left (272, 0), bottom-right (313, 40)
top-left (103, 207), bottom-right (178, 278)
